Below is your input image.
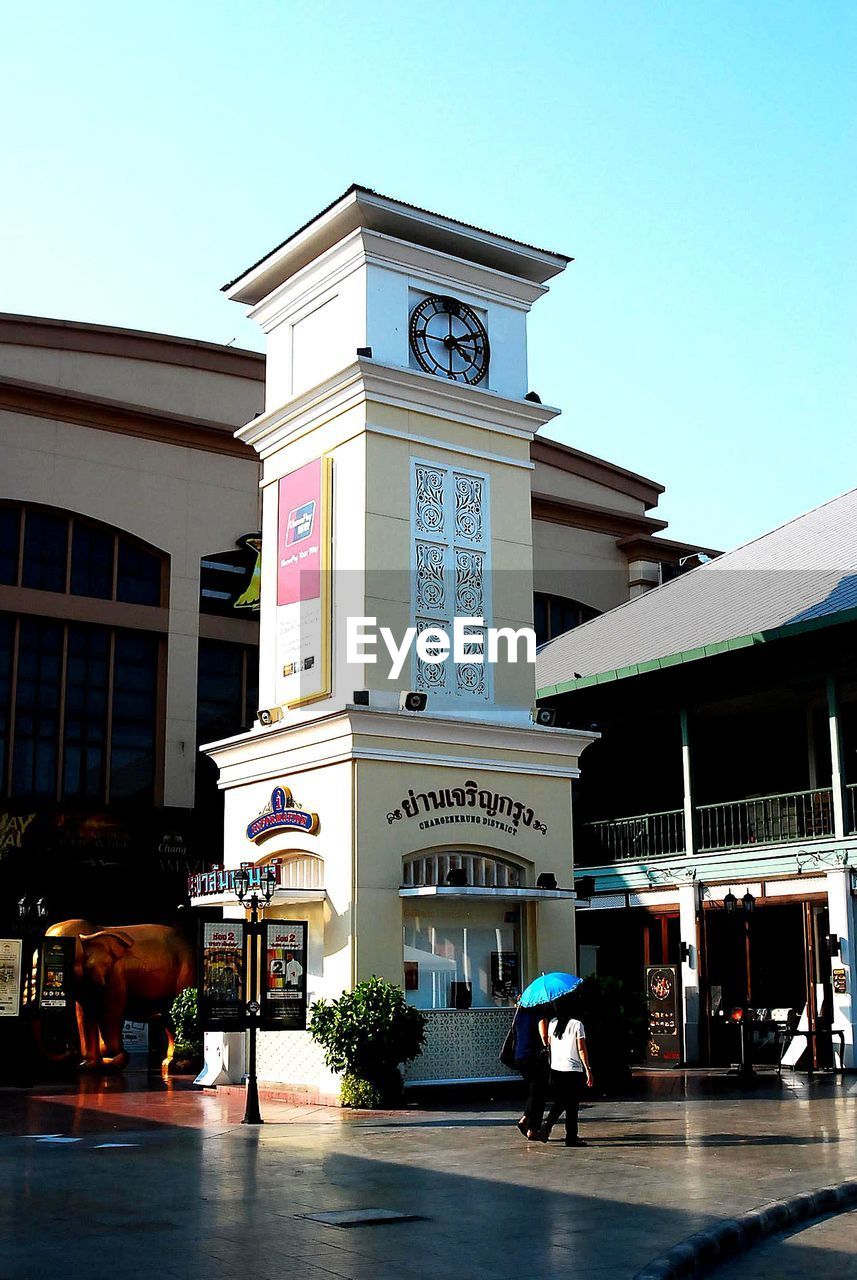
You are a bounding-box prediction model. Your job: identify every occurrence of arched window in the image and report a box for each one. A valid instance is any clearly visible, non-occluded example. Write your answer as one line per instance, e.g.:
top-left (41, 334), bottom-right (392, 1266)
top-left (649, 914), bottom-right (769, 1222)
top-left (0, 503), bottom-right (168, 803)
top-left (0, 501), bottom-right (167, 605)
top-left (403, 850), bottom-right (524, 889)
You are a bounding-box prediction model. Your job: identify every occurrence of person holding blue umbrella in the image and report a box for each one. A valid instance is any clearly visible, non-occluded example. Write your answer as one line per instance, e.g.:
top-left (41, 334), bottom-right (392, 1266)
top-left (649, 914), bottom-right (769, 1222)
top-left (538, 994), bottom-right (594, 1147)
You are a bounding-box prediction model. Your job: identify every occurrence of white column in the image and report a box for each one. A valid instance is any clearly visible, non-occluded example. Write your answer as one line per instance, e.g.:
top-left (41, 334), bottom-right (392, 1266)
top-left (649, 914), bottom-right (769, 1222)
top-left (827, 677), bottom-right (847, 839)
top-left (826, 867), bottom-right (856, 1069)
top-left (678, 881), bottom-right (700, 1064)
top-left (680, 709), bottom-right (695, 856)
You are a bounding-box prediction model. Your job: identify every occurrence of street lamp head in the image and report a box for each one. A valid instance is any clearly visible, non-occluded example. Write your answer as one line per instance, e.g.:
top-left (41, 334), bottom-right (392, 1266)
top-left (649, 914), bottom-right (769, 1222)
top-left (234, 864), bottom-right (251, 904)
top-left (261, 864), bottom-right (278, 903)
top-left (742, 890), bottom-right (756, 915)
top-left (17, 897), bottom-right (27, 920)
top-left (723, 890), bottom-right (737, 914)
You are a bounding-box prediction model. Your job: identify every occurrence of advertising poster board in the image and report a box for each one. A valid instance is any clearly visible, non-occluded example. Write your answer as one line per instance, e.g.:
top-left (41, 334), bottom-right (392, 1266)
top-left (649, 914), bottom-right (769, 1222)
top-left (261, 920), bottom-right (308, 1031)
top-left (38, 936), bottom-right (75, 1012)
top-left (645, 965), bottom-right (682, 1065)
top-left (490, 951), bottom-right (520, 1002)
top-left (0, 939), bottom-right (22, 1017)
top-left (199, 922), bottom-right (247, 1031)
top-left (275, 456), bottom-right (331, 708)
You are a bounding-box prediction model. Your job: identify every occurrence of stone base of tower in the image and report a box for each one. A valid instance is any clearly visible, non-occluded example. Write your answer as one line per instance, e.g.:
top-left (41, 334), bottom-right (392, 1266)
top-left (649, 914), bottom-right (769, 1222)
top-left (198, 704), bottom-right (592, 1092)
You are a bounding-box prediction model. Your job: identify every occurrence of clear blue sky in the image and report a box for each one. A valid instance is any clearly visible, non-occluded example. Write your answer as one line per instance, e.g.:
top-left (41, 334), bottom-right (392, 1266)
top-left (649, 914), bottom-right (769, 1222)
top-left (3, 1), bottom-right (854, 550)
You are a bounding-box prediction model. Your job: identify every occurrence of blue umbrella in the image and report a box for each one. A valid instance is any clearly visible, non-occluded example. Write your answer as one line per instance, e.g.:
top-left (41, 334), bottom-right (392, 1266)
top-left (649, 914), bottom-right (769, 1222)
top-left (520, 972), bottom-right (583, 1008)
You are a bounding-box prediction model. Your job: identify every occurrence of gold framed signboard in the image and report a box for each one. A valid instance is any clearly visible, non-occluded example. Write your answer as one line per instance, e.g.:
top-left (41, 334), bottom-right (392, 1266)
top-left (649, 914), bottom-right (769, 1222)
top-left (275, 455), bottom-right (332, 708)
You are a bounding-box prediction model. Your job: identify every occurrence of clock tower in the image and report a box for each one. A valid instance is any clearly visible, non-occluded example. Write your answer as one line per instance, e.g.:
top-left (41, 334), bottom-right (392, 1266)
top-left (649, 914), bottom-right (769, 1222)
top-left (223, 184), bottom-right (570, 718)
top-left (202, 188), bottom-right (595, 1095)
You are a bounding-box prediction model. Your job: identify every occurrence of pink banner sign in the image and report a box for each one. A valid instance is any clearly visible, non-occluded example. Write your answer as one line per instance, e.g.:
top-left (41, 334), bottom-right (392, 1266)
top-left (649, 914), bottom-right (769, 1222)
top-left (277, 458), bottom-right (322, 607)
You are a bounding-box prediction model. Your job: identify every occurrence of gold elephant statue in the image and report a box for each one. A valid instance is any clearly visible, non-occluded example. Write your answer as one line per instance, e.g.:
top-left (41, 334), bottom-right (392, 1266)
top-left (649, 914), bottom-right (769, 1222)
top-left (43, 920), bottom-right (195, 1072)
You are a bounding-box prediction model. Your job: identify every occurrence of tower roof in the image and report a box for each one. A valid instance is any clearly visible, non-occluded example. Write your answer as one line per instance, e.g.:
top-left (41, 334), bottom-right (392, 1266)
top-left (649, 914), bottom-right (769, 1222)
top-left (223, 185), bottom-right (571, 305)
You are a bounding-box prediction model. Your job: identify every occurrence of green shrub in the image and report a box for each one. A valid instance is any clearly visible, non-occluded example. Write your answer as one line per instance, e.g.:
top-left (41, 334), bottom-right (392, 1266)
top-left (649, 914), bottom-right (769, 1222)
top-left (169, 986), bottom-right (202, 1059)
top-left (339, 1074), bottom-right (385, 1109)
top-left (309, 977), bottom-right (426, 1107)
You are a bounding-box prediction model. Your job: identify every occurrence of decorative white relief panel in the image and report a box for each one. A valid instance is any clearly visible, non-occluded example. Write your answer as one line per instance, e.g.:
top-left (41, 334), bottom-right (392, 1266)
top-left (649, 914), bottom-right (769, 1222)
top-left (411, 461), bottom-right (491, 701)
top-left (403, 1008), bottom-right (517, 1083)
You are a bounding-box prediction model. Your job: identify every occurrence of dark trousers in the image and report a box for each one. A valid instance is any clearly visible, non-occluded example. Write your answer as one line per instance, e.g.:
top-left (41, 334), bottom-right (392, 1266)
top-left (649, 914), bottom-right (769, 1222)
top-left (544, 1069), bottom-right (585, 1139)
top-left (518, 1055), bottom-right (549, 1132)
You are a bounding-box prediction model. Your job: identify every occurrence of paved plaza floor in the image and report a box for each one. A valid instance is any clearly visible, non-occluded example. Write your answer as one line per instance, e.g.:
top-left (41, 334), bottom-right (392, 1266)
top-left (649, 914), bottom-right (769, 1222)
top-left (0, 1070), bottom-right (855, 1279)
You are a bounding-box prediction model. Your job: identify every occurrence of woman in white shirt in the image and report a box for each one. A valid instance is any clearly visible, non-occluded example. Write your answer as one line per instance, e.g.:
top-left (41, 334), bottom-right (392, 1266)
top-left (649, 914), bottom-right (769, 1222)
top-left (537, 1008), bottom-right (593, 1147)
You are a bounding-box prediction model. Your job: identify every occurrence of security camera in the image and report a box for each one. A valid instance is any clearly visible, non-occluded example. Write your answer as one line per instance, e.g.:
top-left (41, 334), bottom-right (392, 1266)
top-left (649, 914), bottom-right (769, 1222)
top-left (531, 706), bottom-right (557, 727)
top-left (257, 706), bottom-right (284, 727)
top-left (399, 691), bottom-right (428, 713)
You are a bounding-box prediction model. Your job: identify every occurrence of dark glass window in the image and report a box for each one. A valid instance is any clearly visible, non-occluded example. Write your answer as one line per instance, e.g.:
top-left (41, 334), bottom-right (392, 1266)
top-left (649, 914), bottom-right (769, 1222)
top-left (197, 641), bottom-right (245, 744)
top-left (0, 615), bottom-right (13, 786)
top-left (62, 625), bottom-right (110, 799)
top-left (0, 509), bottom-right (20, 585)
top-left (11, 618), bottom-right (63, 797)
top-left (0, 504), bottom-right (166, 606)
top-left (534, 593), bottom-right (600, 646)
top-left (22, 510), bottom-right (68, 593)
top-left (110, 632), bottom-right (158, 800)
top-left (71, 523), bottom-right (114, 600)
top-left (117, 542), bottom-right (162, 606)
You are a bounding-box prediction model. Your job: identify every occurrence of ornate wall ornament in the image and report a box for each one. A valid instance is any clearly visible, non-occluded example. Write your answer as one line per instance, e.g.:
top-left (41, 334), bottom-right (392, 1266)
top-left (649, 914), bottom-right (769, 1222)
top-left (414, 465), bottom-right (445, 535)
top-left (415, 542), bottom-right (447, 613)
top-left (796, 848), bottom-right (849, 871)
top-left (454, 549), bottom-right (484, 615)
top-left (454, 473), bottom-right (484, 542)
top-left (411, 460), bottom-right (490, 700)
top-left (415, 618), bottom-right (448, 693)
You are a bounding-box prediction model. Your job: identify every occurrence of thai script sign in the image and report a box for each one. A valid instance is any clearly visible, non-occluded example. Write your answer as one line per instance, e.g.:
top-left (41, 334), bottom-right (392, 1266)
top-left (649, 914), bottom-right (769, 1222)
top-left (246, 787), bottom-right (319, 844)
top-left (0, 939), bottom-right (22, 1017)
top-left (198, 922), bottom-right (247, 1031)
top-left (386, 780), bottom-right (548, 837)
top-left (190, 862), bottom-right (276, 900)
top-left (261, 921), bottom-right (308, 1031)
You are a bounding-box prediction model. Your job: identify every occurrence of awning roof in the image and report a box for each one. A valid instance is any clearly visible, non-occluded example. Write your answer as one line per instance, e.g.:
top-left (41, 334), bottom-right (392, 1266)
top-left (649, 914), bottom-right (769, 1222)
top-left (399, 886), bottom-right (577, 902)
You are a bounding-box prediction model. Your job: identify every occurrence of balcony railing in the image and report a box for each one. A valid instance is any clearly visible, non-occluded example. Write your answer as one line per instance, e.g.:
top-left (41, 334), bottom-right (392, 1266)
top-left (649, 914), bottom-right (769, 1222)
top-left (697, 788), bottom-right (833, 852)
top-left (583, 809), bottom-right (685, 862)
top-left (849, 783), bottom-right (857, 835)
top-left (583, 786), bottom-right (846, 862)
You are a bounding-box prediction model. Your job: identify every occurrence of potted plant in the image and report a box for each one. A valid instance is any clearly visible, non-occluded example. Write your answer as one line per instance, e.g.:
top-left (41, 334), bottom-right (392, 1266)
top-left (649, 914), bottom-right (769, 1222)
top-left (309, 977), bottom-right (426, 1107)
top-left (168, 987), bottom-right (203, 1073)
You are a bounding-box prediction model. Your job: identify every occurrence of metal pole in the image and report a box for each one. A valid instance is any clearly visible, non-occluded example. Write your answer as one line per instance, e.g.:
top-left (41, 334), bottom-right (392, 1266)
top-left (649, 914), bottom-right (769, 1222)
top-left (242, 897), bottom-right (263, 1125)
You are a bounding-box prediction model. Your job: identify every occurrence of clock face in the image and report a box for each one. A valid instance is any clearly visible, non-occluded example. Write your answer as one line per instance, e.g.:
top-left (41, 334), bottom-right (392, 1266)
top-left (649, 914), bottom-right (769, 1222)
top-left (408, 295), bottom-right (490, 385)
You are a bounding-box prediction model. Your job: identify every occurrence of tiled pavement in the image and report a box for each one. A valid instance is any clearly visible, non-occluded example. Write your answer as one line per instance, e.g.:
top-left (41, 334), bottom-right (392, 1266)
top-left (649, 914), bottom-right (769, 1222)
top-left (0, 1071), bottom-right (855, 1279)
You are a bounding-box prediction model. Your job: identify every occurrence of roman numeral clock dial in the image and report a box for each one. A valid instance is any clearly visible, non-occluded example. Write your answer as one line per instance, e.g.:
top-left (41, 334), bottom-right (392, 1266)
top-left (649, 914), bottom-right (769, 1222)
top-left (408, 295), bottom-right (490, 385)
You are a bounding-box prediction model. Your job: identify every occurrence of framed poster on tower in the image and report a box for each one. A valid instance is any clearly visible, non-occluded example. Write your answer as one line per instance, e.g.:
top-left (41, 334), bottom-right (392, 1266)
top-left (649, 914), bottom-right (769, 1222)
top-left (275, 455), bottom-right (332, 708)
top-left (198, 922), bottom-right (248, 1031)
top-left (261, 920), bottom-right (308, 1031)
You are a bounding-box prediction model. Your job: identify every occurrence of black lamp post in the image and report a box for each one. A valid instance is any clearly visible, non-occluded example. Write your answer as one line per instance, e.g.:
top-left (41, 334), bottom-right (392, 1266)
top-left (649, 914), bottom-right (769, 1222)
top-left (725, 888), bottom-right (756, 1081)
top-left (234, 863), bottom-right (277, 1126)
